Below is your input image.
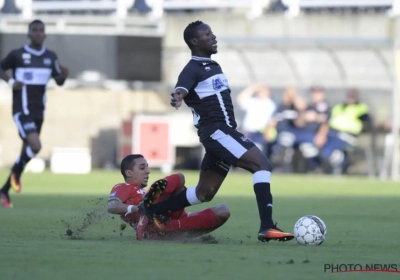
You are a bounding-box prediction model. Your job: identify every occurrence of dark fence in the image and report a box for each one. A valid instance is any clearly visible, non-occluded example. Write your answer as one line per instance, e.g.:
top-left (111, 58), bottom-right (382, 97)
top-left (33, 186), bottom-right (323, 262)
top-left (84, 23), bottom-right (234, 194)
top-left (0, 33), bottom-right (162, 82)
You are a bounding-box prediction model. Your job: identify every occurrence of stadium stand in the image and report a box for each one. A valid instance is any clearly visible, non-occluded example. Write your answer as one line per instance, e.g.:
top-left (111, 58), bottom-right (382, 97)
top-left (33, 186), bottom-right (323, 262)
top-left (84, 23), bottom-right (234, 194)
top-left (1, 0), bottom-right (396, 18)
top-left (270, 0), bottom-right (396, 15)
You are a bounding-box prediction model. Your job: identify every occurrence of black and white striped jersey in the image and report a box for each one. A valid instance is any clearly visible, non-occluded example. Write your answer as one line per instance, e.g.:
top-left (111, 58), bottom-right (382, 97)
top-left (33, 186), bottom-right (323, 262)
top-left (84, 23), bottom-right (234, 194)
top-left (175, 56), bottom-right (237, 130)
top-left (0, 44), bottom-right (62, 119)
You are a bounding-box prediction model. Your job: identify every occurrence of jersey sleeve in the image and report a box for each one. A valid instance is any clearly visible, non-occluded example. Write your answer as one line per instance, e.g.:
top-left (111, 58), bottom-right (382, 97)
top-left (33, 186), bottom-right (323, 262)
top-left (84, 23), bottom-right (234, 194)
top-left (162, 174), bottom-right (183, 195)
top-left (0, 50), bottom-right (17, 71)
top-left (174, 65), bottom-right (197, 93)
top-left (108, 185), bottom-right (131, 203)
top-left (51, 53), bottom-right (62, 78)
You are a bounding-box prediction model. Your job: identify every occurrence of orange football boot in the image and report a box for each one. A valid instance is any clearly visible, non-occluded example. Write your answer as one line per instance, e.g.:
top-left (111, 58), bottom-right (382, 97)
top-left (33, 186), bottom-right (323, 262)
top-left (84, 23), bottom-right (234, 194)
top-left (1, 192), bottom-right (13, 208)
top-left (258, 223), bottom-right (294, 242)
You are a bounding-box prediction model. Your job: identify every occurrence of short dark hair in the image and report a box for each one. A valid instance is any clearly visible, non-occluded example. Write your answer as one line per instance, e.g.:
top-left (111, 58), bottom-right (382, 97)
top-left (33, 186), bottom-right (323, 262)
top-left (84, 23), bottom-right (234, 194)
top-left (28, 20), bottom-right (45, 32)
top-left (310, 85), bottom-right (324, 93)
top-left (183, 20), bottom-right (204, 49)
top-left (120, 154), bottom-right (144, 179)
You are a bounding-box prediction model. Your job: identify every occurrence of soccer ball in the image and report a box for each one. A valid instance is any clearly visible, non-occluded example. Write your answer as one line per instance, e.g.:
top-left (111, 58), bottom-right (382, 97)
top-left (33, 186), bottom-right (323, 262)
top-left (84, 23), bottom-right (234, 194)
top-left (294, 215), bottom-right (327, 246)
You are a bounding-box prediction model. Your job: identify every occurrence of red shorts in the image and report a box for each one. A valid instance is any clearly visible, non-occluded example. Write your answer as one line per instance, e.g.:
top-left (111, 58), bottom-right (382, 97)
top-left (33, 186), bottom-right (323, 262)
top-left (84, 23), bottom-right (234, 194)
top-left (145, 208), bottom-right (219, 240)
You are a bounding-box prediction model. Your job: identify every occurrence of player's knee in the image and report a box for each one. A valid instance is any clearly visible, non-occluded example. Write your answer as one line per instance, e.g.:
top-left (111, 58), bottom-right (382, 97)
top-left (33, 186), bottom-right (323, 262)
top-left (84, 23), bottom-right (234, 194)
top-left (258, 157), bottom-right (273, 172)
top-left (30, 143), bottom-right (41, 154)
top-left (196, 178), bottom-right (222, 202)
top-left (299, 143), bottom-right (319, 158)
top-left (329, 150), bottom-right (345, 166)
top-left (27, 135), bottom-right (41, 154)
top-left (197, 189), bottom-right (217, 202)
top-left (212, 204), bottom-right (231, 224)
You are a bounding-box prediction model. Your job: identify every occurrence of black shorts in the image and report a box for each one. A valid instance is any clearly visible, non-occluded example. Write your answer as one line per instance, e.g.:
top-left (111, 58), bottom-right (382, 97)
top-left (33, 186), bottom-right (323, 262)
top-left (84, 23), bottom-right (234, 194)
top-left (13, 113), bottom-right (43, 140)
top-left (199, 124), bottom-right (256, 176)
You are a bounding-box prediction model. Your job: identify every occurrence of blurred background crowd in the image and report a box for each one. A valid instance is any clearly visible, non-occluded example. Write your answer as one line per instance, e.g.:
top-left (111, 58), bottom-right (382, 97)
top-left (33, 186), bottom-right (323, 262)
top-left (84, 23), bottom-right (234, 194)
top-left (0, 0), bottom-right (399, 180)
top-left (236, 84), bottom-right (383, 175)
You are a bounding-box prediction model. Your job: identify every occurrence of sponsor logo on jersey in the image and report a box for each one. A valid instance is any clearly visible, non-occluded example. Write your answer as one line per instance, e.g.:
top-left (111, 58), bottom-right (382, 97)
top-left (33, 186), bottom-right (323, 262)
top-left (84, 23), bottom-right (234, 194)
top-left (212, 76), bottom-right (229, 90)
top-left (212, 77), bottom-right (224, 90)
top-left (24, 72), bottom-right (33, 81)
top-left (22, 53), bottom-right (31, 60)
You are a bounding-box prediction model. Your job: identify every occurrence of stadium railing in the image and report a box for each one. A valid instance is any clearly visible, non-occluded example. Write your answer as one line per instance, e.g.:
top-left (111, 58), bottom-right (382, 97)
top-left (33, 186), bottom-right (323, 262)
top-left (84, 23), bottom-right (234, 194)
top-left (281, 0), bottom-right (397, 17)
top-left (288, 0), bottom-right (393, 8)
top-left (1, 0), bottom-right (271, 19)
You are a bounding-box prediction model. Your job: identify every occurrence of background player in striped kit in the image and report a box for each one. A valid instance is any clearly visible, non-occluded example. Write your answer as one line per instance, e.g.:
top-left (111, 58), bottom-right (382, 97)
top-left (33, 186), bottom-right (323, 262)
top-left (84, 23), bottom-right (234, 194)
top-left (0, 20), bottom-right (69, 208)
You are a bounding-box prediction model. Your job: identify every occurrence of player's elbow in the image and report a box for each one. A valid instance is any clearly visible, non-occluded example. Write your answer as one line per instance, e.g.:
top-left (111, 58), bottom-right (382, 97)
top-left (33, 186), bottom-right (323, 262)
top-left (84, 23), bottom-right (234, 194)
top-left (107, 205), bottom-right (114, 214)
top-left (107, 201), bottom-right (118, 214)
top-left (212, 204), bottom-right (231, 225)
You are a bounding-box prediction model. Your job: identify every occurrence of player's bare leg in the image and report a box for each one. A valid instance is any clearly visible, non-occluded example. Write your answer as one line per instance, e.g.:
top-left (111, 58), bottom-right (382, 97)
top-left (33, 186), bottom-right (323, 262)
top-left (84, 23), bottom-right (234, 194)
top-left (194, 169), bottom-right (226, 202)
top-left (235, 146), bottom-right (294, 242)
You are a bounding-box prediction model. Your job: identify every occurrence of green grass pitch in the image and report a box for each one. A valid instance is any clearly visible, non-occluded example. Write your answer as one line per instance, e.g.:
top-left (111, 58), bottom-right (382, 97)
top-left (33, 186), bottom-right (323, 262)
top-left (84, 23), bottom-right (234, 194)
top-left (0, 169), bottom-right (399, 280)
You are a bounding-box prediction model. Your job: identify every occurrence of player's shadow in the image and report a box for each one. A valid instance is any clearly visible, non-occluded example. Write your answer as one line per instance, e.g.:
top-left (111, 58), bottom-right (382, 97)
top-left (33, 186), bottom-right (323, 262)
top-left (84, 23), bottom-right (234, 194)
top-left (90, 129), bottom-right (119, 169)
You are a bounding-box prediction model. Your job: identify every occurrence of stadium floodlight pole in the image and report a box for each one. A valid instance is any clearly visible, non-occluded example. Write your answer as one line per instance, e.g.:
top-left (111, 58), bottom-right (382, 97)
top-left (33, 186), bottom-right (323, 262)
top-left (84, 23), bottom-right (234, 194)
top-left (21, 0), bottom-right (32, 19)
top-left (247, 0), bottom-right (268, 19)
top-left (283, 0), bottom-right (301, 19)
top-left (389, 2), bottom-right (400, 182)
top-left (116, 0), bottom-right (128, 19)
top-left (391, 47), bottom-right (400, 182)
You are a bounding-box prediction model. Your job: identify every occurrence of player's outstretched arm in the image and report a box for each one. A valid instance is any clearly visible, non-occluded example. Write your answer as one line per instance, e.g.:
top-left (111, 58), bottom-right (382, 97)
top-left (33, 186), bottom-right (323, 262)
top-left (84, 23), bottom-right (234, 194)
top-left (107, 200), bottom-right (138, 216)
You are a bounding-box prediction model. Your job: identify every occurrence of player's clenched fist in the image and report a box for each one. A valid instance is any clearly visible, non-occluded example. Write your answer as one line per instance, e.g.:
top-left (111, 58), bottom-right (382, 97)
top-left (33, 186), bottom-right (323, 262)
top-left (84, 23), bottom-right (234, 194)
top-left (60, 65), bottom-right (69, 78)
top-left (170, 90), bottom-right (184, 109)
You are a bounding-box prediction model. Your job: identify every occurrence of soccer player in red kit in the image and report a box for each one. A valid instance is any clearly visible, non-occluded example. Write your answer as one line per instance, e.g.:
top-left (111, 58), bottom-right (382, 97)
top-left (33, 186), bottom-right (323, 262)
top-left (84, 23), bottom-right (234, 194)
top-left (107, 154), bottom-right (230, 240)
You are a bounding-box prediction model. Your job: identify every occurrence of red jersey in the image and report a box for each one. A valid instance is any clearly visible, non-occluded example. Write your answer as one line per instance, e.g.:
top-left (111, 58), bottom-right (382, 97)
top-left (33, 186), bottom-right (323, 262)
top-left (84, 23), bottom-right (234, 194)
top-left (108, 174), bottom-right (183, 225)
